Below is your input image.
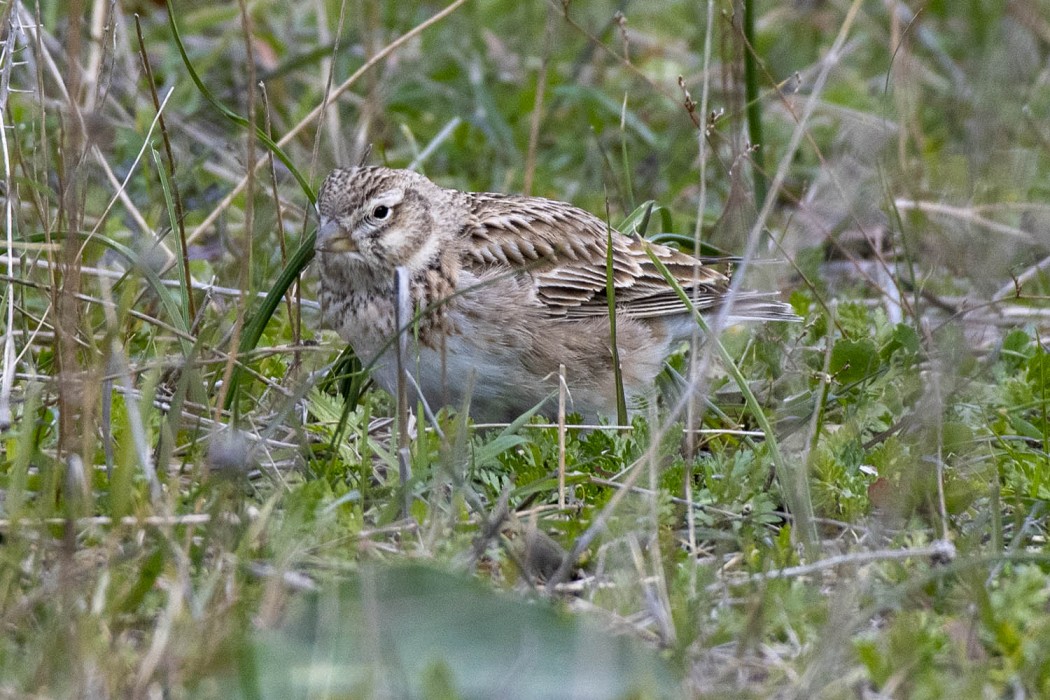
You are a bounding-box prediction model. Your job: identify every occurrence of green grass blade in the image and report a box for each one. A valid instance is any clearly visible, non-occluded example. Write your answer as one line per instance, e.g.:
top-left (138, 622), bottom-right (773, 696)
top-left (743, 0), bottom-right (767, 210)
top-left (223, 231), bottom-right (316, 410)
top-left (151, 147), bottom-right (191, 324)
top-left (619, 200), bottom-right (655, 237)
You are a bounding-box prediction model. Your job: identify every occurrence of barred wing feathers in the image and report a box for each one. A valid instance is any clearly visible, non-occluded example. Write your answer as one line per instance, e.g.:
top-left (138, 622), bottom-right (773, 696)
top-left (459, 192), bottom-right (797, 323)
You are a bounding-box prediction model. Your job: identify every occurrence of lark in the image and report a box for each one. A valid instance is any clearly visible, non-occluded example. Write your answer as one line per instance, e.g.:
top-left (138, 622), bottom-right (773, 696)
top-left (316, 167), bottom-right (796, 422)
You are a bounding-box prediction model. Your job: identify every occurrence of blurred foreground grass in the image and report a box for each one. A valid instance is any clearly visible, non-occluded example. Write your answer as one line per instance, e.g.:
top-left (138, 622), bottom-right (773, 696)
top-left (3, 0), bottom-right (1050, 696)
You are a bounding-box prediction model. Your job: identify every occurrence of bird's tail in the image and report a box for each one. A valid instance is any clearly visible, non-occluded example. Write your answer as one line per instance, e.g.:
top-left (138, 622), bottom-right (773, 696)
top-left (719, 292), bottom-right (801, 323)
top-left (664, 291), bottom-right (800, 343)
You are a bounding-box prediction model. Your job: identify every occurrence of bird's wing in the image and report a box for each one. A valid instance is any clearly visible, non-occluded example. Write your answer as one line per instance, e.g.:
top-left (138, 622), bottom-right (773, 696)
top-left (459, 192), bottom-right (736, 319)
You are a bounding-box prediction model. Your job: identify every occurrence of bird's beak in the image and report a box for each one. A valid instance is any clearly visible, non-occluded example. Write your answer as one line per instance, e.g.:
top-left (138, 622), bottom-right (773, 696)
top-left (316, 218), bottom-right (357, 253)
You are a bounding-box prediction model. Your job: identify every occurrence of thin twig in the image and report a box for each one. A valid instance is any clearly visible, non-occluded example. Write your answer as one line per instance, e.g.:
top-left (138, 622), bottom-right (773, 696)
top-left (523, 4), bottom-right (555, 195)
top-left (995, 255), bottom-right (1050, 300)
top-left (646, 401), bottom-right (676, 646)
top-left (82, 0), bottom-right (108, 112)
top-left (407, 116), bottom-right (462, 172)
top-left (895, 198), bottom-right (1038, 245)
top-left (0, 254), bottom-right (321, 310)
top-left (0, 513), bottom-right (215, 529)
top-left (558, 363), bottom-right (567, 509)
top-left (0, 23), bottom-right (18, 430)
top-left (312, 0), bottom-right (347, 166)
top-left (395, 266), bottom-right (412, 518)
top-left (710, 540), bottom-right (956, 590)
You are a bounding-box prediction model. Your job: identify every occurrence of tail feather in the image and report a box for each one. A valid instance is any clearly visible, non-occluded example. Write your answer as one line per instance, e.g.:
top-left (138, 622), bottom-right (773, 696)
top-left (720, 293), bottom-right (801, 322)
top-left (666, 292), bottom-right (800, 342)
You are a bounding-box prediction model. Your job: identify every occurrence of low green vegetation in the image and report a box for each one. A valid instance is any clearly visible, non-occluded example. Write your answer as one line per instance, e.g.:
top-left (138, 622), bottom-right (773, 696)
top-left (2, 0), bottom-right (1050, 696)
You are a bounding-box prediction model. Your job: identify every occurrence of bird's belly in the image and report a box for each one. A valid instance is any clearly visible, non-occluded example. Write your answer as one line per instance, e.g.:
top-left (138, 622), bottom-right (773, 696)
top-left (407, 331), bottom-right (554, 422)
top-left (353, 303), bottom-right (669, 423)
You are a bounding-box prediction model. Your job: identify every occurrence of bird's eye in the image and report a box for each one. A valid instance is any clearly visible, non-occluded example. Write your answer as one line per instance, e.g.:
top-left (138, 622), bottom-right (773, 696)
top-left (372, 205), bottom-right (391, 220)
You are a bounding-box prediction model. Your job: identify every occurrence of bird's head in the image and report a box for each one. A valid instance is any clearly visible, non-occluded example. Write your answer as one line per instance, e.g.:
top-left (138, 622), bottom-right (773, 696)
top-left (316, 166), bottom-right (460, 274)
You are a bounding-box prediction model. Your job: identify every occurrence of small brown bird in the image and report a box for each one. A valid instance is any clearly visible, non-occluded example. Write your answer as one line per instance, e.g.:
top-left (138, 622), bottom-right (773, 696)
top-left (316, 167), bottom-right (796, 422)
